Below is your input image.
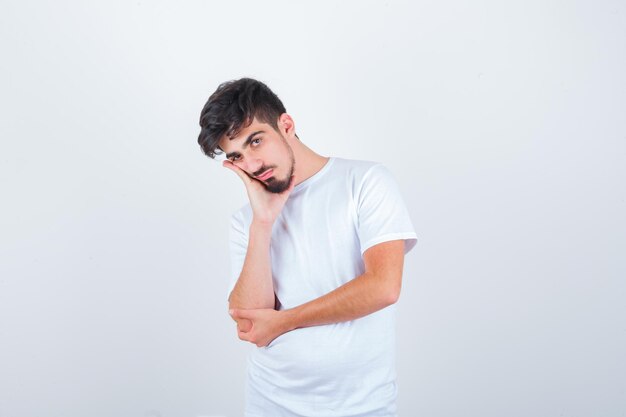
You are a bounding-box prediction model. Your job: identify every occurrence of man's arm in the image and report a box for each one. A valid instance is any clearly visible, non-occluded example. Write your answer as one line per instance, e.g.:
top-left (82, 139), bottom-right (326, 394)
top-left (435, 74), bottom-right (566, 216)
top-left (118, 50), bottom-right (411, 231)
top-left (223, 160), bottom-right (296, 332)
top-left (228, 220), bottom-right (275, 311)
top-left (284, 239), bottom-right (404, 326)
top-left (229, 239), bottom-right (405, 347)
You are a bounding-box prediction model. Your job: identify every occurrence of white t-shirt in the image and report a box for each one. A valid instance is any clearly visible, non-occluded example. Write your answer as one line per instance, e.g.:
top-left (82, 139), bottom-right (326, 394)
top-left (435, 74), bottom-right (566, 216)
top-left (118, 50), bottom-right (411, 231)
top-left (227, 157), bottom-right (417, 417)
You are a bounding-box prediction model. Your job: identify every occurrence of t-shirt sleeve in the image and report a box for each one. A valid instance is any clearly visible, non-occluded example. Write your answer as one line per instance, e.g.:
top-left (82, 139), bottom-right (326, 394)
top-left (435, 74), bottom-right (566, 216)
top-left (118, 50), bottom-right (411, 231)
top-left (227, 211), bottom-right (248, 302)
top-left (356, 163), bottom-right (418, 256)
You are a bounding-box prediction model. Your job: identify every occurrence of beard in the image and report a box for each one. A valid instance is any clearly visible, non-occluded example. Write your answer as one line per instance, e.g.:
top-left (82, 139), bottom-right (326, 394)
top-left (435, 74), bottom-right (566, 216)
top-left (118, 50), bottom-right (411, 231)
top-left (261, 138), bottom-right (296, 194)
top-left (264, 155), bottom-right (295, 193)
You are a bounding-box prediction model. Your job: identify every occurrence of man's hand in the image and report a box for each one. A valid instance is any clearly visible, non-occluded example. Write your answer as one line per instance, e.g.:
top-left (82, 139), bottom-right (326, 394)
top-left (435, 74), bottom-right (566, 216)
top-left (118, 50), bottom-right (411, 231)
top-left (233, 316), bottom-right (253, 333)
top-left (223, 160), bottom-right (295, 225)
top-left (229, 308), bottom-right (294, 348)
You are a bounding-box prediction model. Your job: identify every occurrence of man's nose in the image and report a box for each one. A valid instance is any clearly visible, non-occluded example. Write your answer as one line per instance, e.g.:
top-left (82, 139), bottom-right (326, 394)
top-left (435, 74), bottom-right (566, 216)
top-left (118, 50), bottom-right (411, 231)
top-left (244, 158), bottom-right (263, 176)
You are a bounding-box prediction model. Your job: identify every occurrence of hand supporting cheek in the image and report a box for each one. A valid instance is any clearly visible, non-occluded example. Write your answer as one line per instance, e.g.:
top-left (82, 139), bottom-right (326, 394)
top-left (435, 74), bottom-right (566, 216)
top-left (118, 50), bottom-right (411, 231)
top-left (222, 160), bottom-right (295, 225)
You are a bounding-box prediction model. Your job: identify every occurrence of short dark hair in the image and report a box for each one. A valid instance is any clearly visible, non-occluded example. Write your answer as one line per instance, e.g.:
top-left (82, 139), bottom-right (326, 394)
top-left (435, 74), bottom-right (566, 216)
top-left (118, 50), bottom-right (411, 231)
top-left (197, 78), bottom-right (287, 159)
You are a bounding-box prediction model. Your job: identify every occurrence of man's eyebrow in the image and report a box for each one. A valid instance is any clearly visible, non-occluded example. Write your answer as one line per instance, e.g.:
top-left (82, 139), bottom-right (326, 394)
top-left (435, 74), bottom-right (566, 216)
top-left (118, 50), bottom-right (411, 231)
top-left (225, 130), bottom-right (265, 160)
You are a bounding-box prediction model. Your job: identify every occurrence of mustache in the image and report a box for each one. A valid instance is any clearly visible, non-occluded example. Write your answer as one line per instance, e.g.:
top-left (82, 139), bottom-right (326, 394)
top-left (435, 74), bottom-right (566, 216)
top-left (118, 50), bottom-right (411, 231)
top-left (252, 165), bottom-right (276, 177)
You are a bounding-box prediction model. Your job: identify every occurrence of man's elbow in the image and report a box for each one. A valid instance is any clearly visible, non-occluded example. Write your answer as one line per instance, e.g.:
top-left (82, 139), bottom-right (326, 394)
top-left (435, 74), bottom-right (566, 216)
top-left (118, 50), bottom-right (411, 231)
top-left (227, 291), bottom-right (246, 312)
top-left (384, 276), bottom-right (402, 305)
top-left (227, 288), bottom-right (276, 311)
top-left (386, 286), bottom-right (401, 305)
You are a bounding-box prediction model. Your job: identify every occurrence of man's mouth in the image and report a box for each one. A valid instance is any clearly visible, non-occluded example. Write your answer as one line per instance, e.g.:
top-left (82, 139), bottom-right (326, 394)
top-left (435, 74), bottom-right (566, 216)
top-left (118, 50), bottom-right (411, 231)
top-left (256, 169), bottom-right (274, 181)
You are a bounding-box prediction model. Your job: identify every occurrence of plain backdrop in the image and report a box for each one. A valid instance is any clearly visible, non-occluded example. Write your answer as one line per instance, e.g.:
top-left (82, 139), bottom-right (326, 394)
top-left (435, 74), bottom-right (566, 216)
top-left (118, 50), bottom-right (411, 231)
top-left (1, 1), bottom-right (624, 416)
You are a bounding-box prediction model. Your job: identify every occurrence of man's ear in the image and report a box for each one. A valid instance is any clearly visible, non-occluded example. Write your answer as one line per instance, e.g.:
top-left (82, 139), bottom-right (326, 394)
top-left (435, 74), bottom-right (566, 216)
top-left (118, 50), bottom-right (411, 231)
top-left (278, 113), bottom-right (296, 140)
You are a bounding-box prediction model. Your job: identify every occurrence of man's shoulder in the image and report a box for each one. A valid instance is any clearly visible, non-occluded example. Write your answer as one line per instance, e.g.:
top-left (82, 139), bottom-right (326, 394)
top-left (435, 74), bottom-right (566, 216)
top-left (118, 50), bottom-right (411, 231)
top-left (330, 156), bottom-right (384, 178)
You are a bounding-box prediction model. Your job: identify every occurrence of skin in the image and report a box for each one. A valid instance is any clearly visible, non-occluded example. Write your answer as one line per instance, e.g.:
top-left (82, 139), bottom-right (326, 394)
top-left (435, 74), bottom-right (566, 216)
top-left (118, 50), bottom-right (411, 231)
top-left (219, 113), bottom-right (406, 347)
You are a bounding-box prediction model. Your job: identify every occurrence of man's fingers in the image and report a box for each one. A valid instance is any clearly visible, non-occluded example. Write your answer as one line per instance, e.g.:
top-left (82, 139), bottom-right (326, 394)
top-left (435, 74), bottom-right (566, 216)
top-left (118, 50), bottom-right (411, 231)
top-left (223, 160), bottom-right (252, 184)
top-left (237, 318), bottom-right (253, 333)
top-left (229, 308), bottom-right (251, 320)
top-left (238, 329), bottom-right (252, 342)
top-left (222, 160), bottom-right (244, 177)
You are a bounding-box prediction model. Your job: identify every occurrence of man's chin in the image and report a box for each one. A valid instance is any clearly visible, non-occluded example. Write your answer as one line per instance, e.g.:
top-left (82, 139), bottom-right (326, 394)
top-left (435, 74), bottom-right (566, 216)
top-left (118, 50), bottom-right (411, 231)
top-left (264, 176), bottom-right (293, 194)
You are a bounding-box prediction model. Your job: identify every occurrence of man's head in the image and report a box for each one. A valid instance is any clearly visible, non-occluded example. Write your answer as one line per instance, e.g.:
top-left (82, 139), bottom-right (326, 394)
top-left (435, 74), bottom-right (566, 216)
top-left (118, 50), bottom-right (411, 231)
top-left (198, 78), bottom-right (297, 193)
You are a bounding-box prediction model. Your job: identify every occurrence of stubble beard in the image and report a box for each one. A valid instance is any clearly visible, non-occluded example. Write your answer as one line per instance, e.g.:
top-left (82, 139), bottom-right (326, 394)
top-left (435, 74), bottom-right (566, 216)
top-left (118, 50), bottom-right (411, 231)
top-left (265, 156), bottom-right (295, 194)
top-left (264, 140), bottom-right (296, 194)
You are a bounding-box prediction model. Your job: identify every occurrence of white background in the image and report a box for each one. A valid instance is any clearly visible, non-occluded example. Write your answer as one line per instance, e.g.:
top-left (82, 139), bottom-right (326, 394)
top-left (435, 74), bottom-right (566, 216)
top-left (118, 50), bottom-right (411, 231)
top-left (1, 1), bottom-right (624, 416)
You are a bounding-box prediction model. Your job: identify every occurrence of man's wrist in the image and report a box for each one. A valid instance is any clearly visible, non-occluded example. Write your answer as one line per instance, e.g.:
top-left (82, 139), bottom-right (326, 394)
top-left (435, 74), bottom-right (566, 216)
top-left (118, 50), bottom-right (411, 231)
top-left (280, 307), bottom-right (300, 333)
top-left (250, 218), bottom-right (274, 231)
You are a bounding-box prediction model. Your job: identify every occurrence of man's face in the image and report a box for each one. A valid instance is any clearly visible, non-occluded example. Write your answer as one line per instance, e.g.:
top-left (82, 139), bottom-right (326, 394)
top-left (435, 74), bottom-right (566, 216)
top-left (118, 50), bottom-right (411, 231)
top-left (218, 116), bottom-right (295, 193)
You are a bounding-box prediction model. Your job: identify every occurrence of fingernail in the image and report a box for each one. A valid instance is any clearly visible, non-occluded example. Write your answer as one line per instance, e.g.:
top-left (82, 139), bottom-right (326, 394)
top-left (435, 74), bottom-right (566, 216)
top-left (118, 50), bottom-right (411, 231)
top-left (229, 309), bottom-right (234, 315)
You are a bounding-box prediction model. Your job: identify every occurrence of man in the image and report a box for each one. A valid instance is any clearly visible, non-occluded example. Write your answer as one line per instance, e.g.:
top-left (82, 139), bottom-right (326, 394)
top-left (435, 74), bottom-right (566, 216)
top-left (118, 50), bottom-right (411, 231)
top-left (197, 78), bottom-right (417, 416)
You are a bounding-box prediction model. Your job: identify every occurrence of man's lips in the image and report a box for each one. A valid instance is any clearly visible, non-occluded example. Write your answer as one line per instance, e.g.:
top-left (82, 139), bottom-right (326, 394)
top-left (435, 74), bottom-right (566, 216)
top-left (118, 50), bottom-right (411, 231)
top-left (256, 169), bottom-right (273, 181)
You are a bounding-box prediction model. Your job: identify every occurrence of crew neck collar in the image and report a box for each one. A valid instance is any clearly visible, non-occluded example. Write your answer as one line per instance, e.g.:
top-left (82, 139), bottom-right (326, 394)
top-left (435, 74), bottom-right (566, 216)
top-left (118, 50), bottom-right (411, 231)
top-left (292, 157), bottom-right (334, 194)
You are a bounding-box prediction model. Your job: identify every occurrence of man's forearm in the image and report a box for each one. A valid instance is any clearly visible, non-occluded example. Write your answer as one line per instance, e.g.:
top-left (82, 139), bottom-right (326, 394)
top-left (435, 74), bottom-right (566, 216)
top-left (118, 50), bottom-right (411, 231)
top-left (228, 241), bottom-right (405, 347)
top-left (228, 221), bottom-right (275, 310)
top-left (281, 270), bottom-right (397, 332)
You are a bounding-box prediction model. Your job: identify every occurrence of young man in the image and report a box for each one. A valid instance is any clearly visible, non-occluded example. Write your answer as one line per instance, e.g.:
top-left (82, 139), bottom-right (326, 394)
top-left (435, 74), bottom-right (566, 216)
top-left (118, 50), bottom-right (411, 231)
top-left (198, 78), bottom-right (417, 416)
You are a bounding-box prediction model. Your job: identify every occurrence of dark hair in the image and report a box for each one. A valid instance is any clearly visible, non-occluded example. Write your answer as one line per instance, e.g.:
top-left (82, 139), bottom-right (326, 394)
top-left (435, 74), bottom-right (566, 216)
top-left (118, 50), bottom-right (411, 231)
top-left (197, 78), bottom-right (287, 159)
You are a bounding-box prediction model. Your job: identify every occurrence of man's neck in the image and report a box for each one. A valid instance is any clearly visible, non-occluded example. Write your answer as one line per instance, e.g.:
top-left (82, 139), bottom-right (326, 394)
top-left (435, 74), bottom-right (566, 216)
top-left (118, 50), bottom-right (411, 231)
top-left (290, 141), bottom-right (330, 187)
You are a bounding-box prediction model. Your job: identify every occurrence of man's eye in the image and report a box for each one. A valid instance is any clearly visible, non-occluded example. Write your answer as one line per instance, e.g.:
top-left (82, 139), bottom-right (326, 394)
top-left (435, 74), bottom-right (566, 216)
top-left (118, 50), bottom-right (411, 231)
top-left (230, 155), bottom-right (241, 162)
top-left (251, 138), bottom-right (262, 146)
